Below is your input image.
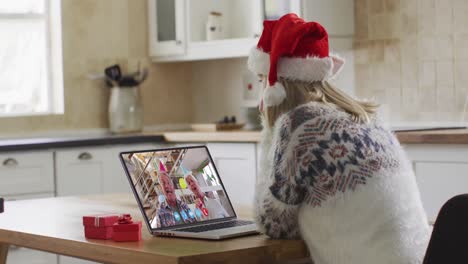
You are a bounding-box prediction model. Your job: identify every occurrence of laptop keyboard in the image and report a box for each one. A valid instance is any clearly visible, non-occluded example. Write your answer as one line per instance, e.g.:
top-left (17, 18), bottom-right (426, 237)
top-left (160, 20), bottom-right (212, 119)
top-left (175, 220), bottom-right (253, 233)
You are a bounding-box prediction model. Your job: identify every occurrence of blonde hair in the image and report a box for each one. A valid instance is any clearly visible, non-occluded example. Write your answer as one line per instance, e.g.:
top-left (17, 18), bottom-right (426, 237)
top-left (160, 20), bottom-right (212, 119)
top-left (264, 78), bottom-right (378, 127)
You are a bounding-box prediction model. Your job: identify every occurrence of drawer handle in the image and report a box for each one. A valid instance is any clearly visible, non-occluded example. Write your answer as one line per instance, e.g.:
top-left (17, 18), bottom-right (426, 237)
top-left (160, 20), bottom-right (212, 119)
top-left (78, 152), bottom-right (93, 160)
top-left (2, 158), bottom-right (18, 167)
top-left (10, 245), bottom-right (19, 251)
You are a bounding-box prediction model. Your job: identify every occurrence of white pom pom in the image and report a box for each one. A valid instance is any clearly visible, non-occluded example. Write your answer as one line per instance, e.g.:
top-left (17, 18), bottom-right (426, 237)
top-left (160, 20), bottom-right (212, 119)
top-left (263, 82), bottom-right (287, 107)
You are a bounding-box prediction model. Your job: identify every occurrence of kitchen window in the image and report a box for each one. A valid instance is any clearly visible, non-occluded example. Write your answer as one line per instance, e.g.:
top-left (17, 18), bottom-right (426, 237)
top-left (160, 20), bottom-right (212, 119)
top-left (0, 0), bottom-right (63, 117)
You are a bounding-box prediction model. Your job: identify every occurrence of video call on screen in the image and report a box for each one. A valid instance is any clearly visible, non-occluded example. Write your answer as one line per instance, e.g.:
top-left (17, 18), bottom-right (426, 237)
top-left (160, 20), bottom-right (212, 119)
top-left (122, 147), bottom-right (235, 229)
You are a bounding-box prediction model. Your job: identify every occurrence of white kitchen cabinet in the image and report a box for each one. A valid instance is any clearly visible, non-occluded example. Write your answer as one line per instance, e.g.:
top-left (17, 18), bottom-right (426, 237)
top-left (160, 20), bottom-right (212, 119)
top-left (7, 246), bottom-right (57, 264)
top-left (148, 0), bottom-right (186, 56)
top-left (404, 144), bottom-right (468, 221)
top-left (0, 152), bottom-right (56, 264)
top-left (206, 143), bottom-right (257, 212)
top-left (56, 144), bottom-right (161, 197)
top-left (0, 152), bottom-right (54, 196)
top-left (148, 0), bottom-right (300, 62)
top-left (56, 148), bottom-right (110, 196)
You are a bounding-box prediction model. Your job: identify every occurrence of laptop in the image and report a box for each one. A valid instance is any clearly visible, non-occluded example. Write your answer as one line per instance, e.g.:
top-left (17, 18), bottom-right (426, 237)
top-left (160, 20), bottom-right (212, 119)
top-left (119, 145), bottom-right (258, 240)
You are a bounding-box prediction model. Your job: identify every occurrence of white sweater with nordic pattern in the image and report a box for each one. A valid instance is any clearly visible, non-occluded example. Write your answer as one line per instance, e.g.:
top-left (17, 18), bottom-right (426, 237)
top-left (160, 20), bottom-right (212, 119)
top-left (255, 102), bottom-right (430, 264)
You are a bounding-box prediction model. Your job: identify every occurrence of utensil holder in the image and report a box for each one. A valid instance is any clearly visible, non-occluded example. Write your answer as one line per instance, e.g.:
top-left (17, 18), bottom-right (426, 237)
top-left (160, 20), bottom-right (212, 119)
top-left (108, 86), bottom-right (143, 133)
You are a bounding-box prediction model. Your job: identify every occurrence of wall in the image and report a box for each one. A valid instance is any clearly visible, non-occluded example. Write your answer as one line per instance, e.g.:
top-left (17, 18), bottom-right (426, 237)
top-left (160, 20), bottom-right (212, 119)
top-left (191, 58), bottom-right (247, 123)
top-left (0, 0), bottom-right (193, 137)
top-left (354, 0), bottom-right (468, 123)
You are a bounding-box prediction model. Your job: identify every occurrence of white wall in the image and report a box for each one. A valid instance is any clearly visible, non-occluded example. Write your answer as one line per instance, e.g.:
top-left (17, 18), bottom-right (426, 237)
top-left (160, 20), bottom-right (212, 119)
top-left (330, 37), bottom-right (355, 96)
top-left (302, 0), bottom-right (355, 37)
top-left (190, 58), bottom-right (247, 123)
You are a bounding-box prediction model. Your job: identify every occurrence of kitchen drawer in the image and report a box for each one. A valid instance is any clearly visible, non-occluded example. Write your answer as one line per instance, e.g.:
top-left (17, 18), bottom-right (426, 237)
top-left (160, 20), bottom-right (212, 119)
top-left (415, 162), bottom-right (468, 221)
top-left (0, 152), bottom-right (54, 196)
top-left (56, 148), bottom-right (109, 196)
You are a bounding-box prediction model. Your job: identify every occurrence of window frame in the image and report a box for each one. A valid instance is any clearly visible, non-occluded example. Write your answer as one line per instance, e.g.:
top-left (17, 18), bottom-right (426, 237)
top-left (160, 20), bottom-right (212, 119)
top-left (0, 0), bottom-right (63, 117)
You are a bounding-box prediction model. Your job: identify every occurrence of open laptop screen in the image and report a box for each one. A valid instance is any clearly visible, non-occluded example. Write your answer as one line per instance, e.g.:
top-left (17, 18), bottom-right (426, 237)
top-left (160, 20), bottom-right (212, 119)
top-left (120, 146), bottom-right (236, 230)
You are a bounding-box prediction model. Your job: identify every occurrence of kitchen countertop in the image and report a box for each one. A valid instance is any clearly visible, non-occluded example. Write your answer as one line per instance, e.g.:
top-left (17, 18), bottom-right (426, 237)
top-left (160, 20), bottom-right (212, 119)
top-left (1, 128), bottom-right (468, 152)
top-left (164, 129), bottom-right (468, 145)
top-left (0, 134), bottom-right (165, 152)
top-left (163, 131), bottom-right (261, 143)
top-left (395, 129), bottom-right (468, 144)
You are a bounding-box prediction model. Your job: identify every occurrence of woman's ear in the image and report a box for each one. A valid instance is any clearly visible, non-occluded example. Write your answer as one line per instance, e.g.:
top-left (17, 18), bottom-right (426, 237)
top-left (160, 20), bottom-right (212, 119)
top-left (330, 54), bottom-right (345, 78)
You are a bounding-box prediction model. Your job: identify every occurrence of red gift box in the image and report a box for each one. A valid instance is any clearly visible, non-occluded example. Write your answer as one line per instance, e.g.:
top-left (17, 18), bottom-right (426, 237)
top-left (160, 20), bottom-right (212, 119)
top-left (112, 214), bottom-right (142, 242)
top-left (83, 214), bottom-right (120, 240)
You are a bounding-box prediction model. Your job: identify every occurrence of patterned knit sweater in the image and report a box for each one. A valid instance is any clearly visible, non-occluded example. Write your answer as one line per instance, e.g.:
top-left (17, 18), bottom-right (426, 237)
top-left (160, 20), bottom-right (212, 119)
top-left (255, 101), bottom-right (430, 264)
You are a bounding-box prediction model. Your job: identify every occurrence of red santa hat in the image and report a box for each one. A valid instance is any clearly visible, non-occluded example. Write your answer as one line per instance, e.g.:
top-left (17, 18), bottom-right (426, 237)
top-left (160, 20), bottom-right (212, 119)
top-left (248, 13), bottom-right (345, 107)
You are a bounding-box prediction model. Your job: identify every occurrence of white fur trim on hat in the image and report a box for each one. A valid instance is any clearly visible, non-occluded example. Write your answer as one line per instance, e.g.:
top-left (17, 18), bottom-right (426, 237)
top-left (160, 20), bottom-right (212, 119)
top-left (247, 47), bottom-right (345, 82)
top-left (263, 82), bottom-right (287, 107)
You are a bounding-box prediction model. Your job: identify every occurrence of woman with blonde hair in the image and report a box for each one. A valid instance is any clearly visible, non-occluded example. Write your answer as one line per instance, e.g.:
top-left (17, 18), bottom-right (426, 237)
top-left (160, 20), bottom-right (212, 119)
top-left (249, 14), bottom-right (432, 263)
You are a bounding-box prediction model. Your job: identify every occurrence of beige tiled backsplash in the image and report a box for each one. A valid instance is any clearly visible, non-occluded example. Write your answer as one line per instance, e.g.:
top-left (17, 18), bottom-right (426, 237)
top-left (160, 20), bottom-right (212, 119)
top-left (355, 0), bottom-right (468, 122)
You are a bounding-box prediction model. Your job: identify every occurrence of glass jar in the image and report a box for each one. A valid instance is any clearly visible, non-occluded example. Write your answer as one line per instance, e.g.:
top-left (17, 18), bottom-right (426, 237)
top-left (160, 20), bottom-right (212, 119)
top-left (108, 86), bottom-right (143, 133)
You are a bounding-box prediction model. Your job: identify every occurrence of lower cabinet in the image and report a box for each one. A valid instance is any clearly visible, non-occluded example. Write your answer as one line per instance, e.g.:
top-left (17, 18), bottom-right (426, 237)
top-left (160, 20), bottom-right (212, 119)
top-left (7, 246), bottom-right (57, 264)
top-left (56, 144), bottom-right (161, 196)
top-left (207, 143), bottom-right (257, 214)
top-left (0, 152), bottom-right (54, 196)
top-left (0, 142), bottom-right (257, 264)
top-left (56, 148), bottom-right (110, 196)
top-left (0, 152), bottom-right (57, 264)
top-left (404, 144), bottom-right (468, 222)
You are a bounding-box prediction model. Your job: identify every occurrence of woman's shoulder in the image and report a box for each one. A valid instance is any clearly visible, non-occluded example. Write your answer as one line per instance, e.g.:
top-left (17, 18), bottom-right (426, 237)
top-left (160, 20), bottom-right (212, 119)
top-left (274, 101), bottom-right (390, 141)
top-left (274, 101), bottom-right (350, 134)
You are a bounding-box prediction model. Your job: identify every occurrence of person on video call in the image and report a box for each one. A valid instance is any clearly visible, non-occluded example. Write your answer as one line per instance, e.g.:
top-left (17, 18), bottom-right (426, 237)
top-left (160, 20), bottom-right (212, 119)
top-left (185, 174), bottom-right (229, 220)
top-left (157, 172), bottom-right (195, 227)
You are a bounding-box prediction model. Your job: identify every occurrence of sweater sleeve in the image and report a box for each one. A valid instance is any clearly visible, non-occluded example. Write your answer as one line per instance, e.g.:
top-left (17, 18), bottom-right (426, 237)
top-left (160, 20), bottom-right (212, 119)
top-left (255, 116), bottom-right (307, 239)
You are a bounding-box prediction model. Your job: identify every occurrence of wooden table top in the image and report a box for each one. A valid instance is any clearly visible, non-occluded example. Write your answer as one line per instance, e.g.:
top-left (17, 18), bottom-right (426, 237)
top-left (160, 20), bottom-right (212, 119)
top-left (0, 194), bottom-right (308, 264)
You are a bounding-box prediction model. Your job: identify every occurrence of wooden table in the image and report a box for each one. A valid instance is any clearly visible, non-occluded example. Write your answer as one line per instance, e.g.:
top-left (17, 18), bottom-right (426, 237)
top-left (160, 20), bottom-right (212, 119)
top-left (0, 194), bottom-right (309, 264)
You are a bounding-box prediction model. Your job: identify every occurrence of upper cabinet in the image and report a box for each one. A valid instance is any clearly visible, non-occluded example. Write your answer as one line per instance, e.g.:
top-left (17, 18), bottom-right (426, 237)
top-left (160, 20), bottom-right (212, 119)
top-left (148, 0), bottom-right (301, 62)
top-left (148, 0), bottom-right (186, 57)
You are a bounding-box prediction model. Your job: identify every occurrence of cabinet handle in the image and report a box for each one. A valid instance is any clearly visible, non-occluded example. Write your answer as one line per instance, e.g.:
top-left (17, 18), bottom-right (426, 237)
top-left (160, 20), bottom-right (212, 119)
top-left (2, 158), bottom-right (18, 167)
top-left (176, 40), bottom-right (182, 45)
top-left (78, 152), bottom-right (93, 161)
top-left (9, 245), bottom-right (19, 251)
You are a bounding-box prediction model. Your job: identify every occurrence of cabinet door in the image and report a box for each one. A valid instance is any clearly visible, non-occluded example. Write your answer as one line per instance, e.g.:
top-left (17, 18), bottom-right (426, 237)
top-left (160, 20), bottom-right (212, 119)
top-left (7, 244), bottom-right (57, 264)
top-left (148, 0), bottom-right (185, 56)
top-left (414, 162), bottom-right (468, 221)
top-left (0, 152), bottom-right (54, 196)
top-left (405, 144), bottom-right (468, 222)
top-left (4, 193), bottom-right (57, 264)
top-left (206, 143), bottom-right (257, 212)
top-left (56, 148), bottom-right (109, 196)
